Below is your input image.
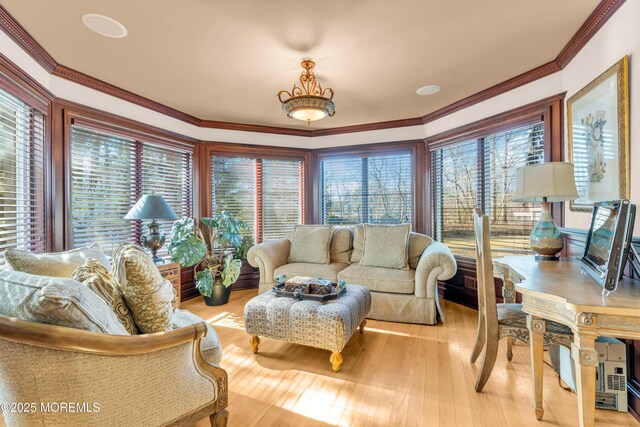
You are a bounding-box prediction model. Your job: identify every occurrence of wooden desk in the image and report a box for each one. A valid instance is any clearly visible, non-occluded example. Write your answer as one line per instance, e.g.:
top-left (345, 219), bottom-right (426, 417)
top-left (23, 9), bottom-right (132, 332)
top-left (494, 256), bottom-right (640, 427)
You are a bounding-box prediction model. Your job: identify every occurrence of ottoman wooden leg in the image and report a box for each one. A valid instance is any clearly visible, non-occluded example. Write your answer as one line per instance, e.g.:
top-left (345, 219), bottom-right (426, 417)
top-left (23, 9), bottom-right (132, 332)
top-left (250, 335), bottom-right (260, 354)
top-left (359, 319), bottom-right (367, 334)
top-left (330, 352), bottom-right (343, 372)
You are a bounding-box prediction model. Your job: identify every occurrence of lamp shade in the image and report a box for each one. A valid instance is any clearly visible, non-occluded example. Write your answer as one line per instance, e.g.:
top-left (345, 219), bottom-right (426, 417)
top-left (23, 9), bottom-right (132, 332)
top-left (124, 194), bottom-right (178, 220)
top-left (513, 162), bottom-right (579, 203)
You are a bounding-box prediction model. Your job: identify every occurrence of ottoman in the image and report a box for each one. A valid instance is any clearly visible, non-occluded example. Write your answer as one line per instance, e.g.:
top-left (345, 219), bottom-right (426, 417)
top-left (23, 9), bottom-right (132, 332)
top-left (244, 284), bottom-right (371, 371)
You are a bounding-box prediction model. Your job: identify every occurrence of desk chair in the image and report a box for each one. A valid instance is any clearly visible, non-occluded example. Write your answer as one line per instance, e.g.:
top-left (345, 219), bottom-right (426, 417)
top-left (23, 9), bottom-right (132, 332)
top-left (470, 208), bottom-right (573, 394)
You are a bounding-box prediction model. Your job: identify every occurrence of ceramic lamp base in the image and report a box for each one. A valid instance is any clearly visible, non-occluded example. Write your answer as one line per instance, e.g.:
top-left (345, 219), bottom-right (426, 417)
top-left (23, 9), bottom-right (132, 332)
top-left (530, 202), bottom-right (563, 261)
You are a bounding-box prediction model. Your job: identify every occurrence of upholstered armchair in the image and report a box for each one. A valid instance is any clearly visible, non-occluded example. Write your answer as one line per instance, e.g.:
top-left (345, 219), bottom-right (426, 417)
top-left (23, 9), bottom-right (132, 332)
top-left (0, 316), bottom-right (229, 427)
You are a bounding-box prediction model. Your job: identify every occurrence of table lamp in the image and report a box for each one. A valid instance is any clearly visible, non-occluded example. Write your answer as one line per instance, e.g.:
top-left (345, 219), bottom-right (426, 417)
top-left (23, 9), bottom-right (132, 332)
top-left (125, 192), bottom-right (178, 264)
top-left (513, 162), bottom-right (578, 261)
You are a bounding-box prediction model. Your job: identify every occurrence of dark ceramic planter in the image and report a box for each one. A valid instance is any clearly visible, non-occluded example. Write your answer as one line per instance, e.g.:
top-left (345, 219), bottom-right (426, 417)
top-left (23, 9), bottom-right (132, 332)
top-left (203, 282), bottom-right (232, 306)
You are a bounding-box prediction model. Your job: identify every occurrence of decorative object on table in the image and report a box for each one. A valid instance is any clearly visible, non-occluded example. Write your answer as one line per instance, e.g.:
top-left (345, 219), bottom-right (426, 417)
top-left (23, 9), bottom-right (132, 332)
top-left (168, 211), bottom-right (249, 306)
top-left (124, 192), bottom-right (178, 264)
top-left (236, 235), bottom-right (255, 260)
top-left (568, 56), bottom-right (629, 212)
top-left (513, 162), bottom-right (579, 261)
top-left (272, 276), bottom-right (346, 303)
top-left (277, 59), bottom-right (335, 125)
top-left (581, 199), bottom-right (636, 293)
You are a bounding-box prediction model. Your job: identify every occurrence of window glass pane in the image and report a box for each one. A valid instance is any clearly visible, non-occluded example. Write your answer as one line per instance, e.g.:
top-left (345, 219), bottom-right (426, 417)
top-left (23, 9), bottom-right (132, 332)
top-left (262, 159), bottom-right (302, 240)
top-left (211, 156), bottom-right (257, 240)
top-left (432, 140), bottom-right (478, 257)
top-left (367, 154), bottom-right (412, 224)
top-left (70, 126), bottom-right (137, 257)
top-left (321, 157), bottom-right (363, 224)
top-left (0, 88), bottom-right (45, 265)
top-left (321, 152), bottom-right (413, 225)
top-left (484, 122), bottom-right (544, 256)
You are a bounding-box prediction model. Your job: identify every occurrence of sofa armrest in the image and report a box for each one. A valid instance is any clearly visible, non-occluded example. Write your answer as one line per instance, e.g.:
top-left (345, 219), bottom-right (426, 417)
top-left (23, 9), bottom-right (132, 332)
top-left (247, 239), bottom-right (291, 288)
top-left (0, 317), bottom-right (228, 426)
top-left (414, 241), bottom-right (457, 299)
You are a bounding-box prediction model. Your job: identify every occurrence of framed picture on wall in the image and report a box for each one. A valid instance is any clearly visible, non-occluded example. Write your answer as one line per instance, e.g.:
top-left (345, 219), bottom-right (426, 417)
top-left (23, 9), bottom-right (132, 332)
top-left (567, 56), bottom-right (629, 212)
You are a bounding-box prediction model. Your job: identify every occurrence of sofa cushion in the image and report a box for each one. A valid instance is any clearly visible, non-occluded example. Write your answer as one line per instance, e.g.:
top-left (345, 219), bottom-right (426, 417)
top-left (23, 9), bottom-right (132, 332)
top-left (350, 224), bottom-right (365, 263)
top-left (4, 244), bottom-right (111, 278)
top-left (338, 264), bottom-right (415, 294)
top-left (330, 227), bottom-right (353, 264)
top-left (288, 225), bottom-right (332, 264)
top-left (172, 309), bottom-right (223, 365)
top-left (112, 244), bottom-right (175, 334)
top-left (72, 258), bottom-right (138, 335)
top-left (274, 262), bottom-right (348, 283)
top-left (408, 232), bottom-right (433, 269)
top-left (0, 270), bottom-right (129, 334)
top-left (361, 224), bottom-right (410, 270)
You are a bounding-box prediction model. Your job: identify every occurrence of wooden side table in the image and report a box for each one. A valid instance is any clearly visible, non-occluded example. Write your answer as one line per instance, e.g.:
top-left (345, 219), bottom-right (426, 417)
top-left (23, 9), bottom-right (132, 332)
top-left (157, 262), bottom-right (181, 307)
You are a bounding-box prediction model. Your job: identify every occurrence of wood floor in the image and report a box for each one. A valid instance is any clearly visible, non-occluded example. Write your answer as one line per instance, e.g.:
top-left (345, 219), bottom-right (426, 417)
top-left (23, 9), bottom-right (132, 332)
top-left (186, 289), bottom-right (639, 427)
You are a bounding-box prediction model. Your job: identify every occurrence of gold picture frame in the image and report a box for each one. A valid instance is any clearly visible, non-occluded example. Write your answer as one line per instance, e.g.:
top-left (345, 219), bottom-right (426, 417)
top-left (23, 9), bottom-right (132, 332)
top-left (567, 56), bottom-right (629, 212)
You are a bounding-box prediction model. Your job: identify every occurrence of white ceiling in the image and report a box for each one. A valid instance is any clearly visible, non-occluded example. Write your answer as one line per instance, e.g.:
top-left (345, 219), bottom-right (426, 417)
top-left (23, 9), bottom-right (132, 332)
top-left (1, 0), bottom-right (600, 129)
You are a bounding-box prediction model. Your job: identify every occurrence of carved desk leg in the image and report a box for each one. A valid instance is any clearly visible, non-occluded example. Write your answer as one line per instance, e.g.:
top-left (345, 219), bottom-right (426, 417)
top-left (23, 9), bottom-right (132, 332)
top-left (502, 277), bottom-right (516, 361)
top-left (527, 315), bottom-right (546, 420)
top-left (572, 334), bottom-right (598, 427)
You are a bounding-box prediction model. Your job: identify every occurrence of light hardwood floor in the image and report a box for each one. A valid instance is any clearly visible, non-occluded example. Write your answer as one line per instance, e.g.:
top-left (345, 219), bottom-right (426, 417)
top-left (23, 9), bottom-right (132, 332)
top-left (187, 289), bottom-right (638, 427)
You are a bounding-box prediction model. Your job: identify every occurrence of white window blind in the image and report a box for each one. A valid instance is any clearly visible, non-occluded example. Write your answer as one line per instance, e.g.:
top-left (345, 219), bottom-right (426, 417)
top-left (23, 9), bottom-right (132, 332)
top-left (0, 88), bottom-right (46, 265)
top-left (210, 155), bottom-right (303, 242)
top-left (211, 156), bottom-right (257, 238)
top-left (321, 152), bottom-right (413, 225)
top-left (70, 125), bottom-right (193, 259)
top-left (262, 159), bottom-right (302, 241)
top-left (432, 121), bottom-right (545, 258)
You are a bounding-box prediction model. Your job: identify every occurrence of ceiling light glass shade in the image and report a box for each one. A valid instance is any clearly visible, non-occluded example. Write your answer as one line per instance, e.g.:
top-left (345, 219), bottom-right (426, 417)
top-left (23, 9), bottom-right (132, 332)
top-left (278, 60), bottom-right (335, 125)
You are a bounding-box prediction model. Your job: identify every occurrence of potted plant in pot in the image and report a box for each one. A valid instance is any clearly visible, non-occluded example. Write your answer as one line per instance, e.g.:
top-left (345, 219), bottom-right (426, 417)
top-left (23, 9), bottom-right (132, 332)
top-left (168, 211), bottom-right (249, 306)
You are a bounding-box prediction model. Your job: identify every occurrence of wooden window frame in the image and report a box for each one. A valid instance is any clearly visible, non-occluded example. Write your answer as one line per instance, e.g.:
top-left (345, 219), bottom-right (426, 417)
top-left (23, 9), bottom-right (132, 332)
top-left (56, 100), bottom-right (199, 252)
top-left (311, 140), bottom-right (425, 233)
top-left (202, 142), bottom-right (311, 243)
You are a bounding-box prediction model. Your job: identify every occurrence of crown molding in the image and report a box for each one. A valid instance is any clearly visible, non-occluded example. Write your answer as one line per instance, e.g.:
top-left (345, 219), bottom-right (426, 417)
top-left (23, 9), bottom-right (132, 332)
top-left (0, 0), bottom-right (624, 137)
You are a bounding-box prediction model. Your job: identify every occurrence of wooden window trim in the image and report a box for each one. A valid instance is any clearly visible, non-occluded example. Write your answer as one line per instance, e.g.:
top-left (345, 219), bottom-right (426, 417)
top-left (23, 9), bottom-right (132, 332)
top-left (312, 140), bottom-right (425, 233)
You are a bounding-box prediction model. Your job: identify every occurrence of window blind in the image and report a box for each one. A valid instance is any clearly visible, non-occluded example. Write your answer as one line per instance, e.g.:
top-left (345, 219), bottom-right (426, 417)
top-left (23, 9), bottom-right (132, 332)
top-left (211, 156), bottom-right (257, 238)
top-left (70, 125), bottom-right (193, 259)
top-left (262, 159), bottom-right (303, 241)
top-left (431, 121), bottom-right (544, 258)
top-left (0, 88), bottom-right (46, 265)
top-left (210, 155), bottom-right (303, 242)
top-left (141, 144), bottom-right (193, 259)
top-left (321, 152), bottom-right (413, 225)
top-left (70, 126), bottom-right (137, 257)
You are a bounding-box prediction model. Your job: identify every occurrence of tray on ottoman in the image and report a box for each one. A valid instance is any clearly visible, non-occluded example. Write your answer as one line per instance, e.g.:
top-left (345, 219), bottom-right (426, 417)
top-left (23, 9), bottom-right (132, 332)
top-left (272, 277), bottom-right (346, 302)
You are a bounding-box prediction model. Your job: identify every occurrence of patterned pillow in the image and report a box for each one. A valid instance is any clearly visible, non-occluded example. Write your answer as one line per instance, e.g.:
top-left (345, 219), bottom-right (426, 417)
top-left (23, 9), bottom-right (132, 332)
top-left (72, 258), bottom-right (138, 335)
top-left (111, 244), bottom-right (175, 334)
top-left (4, 244), bottom-right (111, 278)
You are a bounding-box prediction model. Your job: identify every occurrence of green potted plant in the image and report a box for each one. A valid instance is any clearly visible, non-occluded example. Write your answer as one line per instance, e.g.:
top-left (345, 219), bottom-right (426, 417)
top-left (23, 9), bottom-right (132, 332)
top-left (168, 211), bottom-right (249, 306)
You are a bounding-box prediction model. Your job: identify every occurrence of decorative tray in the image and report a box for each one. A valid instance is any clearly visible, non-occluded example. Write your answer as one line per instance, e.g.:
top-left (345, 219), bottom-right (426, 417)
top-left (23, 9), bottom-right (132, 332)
top-left (272, 276), bottom-right (346, 302)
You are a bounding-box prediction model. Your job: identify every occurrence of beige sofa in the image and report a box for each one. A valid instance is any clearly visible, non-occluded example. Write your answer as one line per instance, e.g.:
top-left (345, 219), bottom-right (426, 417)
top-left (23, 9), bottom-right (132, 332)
top-left (247, 225), bottom-right (457, 325)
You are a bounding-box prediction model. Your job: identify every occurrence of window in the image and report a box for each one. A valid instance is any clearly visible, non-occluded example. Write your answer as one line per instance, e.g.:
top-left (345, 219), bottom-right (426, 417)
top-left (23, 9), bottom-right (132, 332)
top-left (70, 125), bottom-right (193, 258)
top-left (0, 88), bottom-right (46, 265)
top-left (321, 152), bottom-right (413, 225)
top-left (211, 155), bottom-right (303, 242)
top-left (431, 121), bottom-right (544, 258)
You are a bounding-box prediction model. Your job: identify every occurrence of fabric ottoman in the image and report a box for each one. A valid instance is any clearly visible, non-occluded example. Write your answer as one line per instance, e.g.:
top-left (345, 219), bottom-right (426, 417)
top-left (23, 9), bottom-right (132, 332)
top-left (244, 284), bottom-right (371, 371)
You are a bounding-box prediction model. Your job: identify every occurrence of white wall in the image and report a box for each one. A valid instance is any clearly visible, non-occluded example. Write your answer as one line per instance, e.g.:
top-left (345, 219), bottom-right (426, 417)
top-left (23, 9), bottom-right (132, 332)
top-left (0, 0), bottom-right (637, 229)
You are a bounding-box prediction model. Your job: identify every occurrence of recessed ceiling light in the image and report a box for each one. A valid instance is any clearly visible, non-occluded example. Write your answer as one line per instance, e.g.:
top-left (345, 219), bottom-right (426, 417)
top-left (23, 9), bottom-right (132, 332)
top-left (416, 85), bottom-right (441, 96)
top-left (82, 14), bottom-right (128, 38)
